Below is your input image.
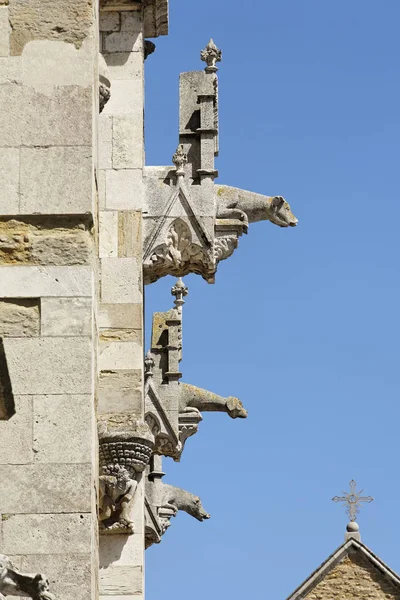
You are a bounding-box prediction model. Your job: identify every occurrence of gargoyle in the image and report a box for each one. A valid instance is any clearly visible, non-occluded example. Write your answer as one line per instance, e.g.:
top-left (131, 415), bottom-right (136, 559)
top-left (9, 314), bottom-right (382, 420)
top-left (179, 383), bottom-right (247, 419)
top-left (216, 186), bottom-right (298, 229)
top-left (99, 464), bottom-right (137, 534)
top-left (160, 484), bottom-right (210, 522)
top-left (145, 279), bottom-right (248, 460)
top-left (0, 555), bottom-right (54, 600)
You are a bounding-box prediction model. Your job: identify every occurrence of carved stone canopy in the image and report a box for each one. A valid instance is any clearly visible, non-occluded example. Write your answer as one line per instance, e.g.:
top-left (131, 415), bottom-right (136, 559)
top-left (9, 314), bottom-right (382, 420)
top-left (143, 42), bottom-right (298, 285)
top-left (99, 0), bottom-right (169, 39)
top-left (144, 280), bottom-right (247, 461)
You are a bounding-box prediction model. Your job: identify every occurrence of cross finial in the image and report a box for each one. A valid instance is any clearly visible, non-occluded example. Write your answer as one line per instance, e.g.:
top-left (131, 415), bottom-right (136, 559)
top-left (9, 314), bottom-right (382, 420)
top-left (200, 38), bottom-right (222, 73)
top-left (332, 480), bottom-right (373, 540)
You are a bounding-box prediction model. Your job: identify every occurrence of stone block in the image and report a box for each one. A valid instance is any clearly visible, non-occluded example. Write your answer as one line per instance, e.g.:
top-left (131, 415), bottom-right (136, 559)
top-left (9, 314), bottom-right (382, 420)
top-left (98, 369), bottom-right (142, 413)
top-left (98, 170), bottom-right (106, 210)
top-left (8, 0), bottom-right (93, 56)
top-left (99, 141), bottom-right (113, 169)
top-left (3, 337), bottom-right (92, 394)
top-left (0, 299), bottom-right (39, 337)
top-left (0, 7), bottom-right (9, 56)
top-left (105, 169), bottom-right (143, 210)
top-left (33, 395), bottom-right (93, 463)
top-left (0, 56), bottom-right (22, 84)
top-left (103, 51), bottom-right (142, 80)
top-left (0, 395), bottom-right (33, 464)
top-left (0, 84), bottom-right (92, 147)
top-left (99, 533), bottom-right (143, 568)
top-left (0, 218), bottom-right (92, 266)
top-left (20, 147), bottom-right (92, 214)
top-left (120, 12), bottom-right (142, 33)
top-left (0, 147), bottom-right (19, 214)
top-left (99, 565), bottom-right (143, 595)
top-left (0, 266), bottom-right (93, 298)
top-left (103, 30), bottom-right (142, 54)
top-left (2, 513), bottom-right (92, 554)
top-left (0, 463), bottom-right (92, 513)
top-left (113, 115), bottom-right (143, 169)
top-left (21, 554), bottom-right (92, 600)
top-left (98, 304), bottom-right (142, 330)
top-left (102, 79), bottom-right (143, 116)
top-left (99, 114), bottom-right (112, 143)
top-left (100, 258), bottom-right (141, 304)
top-left (41, 298), bottom-right (92, 337)
top-left (100, 12), bottom-right (120, 32)
top-left (118, 211), bottom-right (141, 258)
top-left (99, 341), bottom-right (142, 371)
top-left (99, 211), bottom-right (118, 258)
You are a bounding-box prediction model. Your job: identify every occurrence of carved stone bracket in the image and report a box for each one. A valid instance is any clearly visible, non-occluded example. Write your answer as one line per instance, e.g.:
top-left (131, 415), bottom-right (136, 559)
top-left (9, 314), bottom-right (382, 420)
top-left (0, 554), bottom-right (54, 600)
top-left (144, 280), bottom-right (247, 461)
top-left (143, 41), bottom-right (298, 285)
top-left (98, 416), bottom-right (154, 535)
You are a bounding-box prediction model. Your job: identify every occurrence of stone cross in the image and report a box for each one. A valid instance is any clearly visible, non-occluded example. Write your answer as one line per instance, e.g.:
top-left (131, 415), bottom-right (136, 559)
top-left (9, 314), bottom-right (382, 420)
top-left (332, 480), bottom-right (374, 522)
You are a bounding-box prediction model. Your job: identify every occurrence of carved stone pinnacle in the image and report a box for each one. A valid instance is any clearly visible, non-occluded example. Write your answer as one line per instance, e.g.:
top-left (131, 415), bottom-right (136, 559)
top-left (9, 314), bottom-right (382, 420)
top-left (144, 351), bottom-right (155, 378)
top-left (172, 144), bottom-right (187, 172)
top-left (171, 278), bottom-right (188, 311)
top-left (200, 38), bottom-right (222, 72)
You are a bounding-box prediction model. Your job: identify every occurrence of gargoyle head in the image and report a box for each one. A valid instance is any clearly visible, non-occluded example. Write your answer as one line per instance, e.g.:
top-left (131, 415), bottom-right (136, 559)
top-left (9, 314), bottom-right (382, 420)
top-left (226, 397), bottom-right (248, 419)
top-left (189, 496), bottom-right (211, 521)
top-left (270, 196), bottom-right (298, 228)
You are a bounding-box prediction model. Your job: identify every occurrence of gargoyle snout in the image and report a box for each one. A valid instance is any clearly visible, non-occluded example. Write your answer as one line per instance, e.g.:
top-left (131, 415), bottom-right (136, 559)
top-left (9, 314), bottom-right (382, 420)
top-left (226, 396), bottom-right (248, 419)
top-left (289, 218), bottom-right (298, 227)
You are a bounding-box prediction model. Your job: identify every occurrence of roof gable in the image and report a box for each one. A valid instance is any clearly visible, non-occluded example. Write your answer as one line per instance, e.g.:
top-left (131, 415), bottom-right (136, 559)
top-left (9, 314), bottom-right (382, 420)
top-left (287, 538), bottom-right (400, 599)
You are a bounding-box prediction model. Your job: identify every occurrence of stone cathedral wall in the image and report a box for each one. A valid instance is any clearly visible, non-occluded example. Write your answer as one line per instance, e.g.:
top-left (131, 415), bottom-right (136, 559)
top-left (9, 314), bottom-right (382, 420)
top-left (0, 0), bottom-right (99, 598)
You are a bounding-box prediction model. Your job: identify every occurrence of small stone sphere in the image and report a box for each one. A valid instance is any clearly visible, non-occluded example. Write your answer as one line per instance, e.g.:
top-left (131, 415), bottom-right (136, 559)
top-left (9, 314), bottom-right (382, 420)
top-left (346, 521), bottom-right (360, 532)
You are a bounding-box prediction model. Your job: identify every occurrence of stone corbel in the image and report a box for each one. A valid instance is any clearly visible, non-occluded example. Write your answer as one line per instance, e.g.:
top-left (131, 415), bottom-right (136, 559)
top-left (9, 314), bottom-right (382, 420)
top-left (143, 39), bottom-right (298, 285)
top-left (98, 415), bottom-right (154, 534)
top-left (144, 455), bottom-right (210, 549)
top-left (0, 555), bottom-right (54, 600)
top-left (144, 279), bottom-right (247, 461)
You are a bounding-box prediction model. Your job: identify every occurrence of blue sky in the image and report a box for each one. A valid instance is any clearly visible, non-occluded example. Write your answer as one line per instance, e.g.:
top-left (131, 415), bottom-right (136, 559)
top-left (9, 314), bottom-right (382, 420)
top-left (144, 1), bottom-right (400, 597)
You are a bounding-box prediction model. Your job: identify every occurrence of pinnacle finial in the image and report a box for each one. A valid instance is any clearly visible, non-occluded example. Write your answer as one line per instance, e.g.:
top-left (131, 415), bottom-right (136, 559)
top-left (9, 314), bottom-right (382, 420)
top-left (144, 351), bottom-right (155, 378)
top-left (172, 144), bottom-right (187, 173)
top-left (171, 278), bottom-right (188, 312)
top-left (200, 38), bottom-right (222, 73)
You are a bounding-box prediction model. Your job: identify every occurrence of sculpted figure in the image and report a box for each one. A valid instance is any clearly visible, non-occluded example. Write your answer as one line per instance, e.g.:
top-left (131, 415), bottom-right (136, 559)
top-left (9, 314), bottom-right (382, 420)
top-left (160, 484), bottom-right (210, 522)
top-left (179, 383), bottom-right (247, 419)
top-left (99, 465), bottom-right (138, 534)
top-left (216, 185), bottom-right (298, 228)
top-left (0, 555), bottom-right (54, 600)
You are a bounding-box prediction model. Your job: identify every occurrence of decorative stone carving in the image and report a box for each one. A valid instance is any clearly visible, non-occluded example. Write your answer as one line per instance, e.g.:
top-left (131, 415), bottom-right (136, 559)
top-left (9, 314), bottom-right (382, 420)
top-left (144, 279), bottom-right (247, 461)
top-left (200, 38), bottom-right (222, 72)
top-left (0, 554), bottom-right (54, 600)
top-left (99, 54), bottom-right (111, 114)
top-left (98, 416), bottom-right (154, 534)
top-left (143, 41), bottom-right (298, 284)
top-left (144, 40), bottom-right (156, 60)
top-left (144, 455), bottom-right (210, 549)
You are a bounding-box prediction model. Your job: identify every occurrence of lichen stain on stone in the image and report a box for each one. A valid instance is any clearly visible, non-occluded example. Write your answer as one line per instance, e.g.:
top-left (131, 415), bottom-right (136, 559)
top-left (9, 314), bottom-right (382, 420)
top-left (0, 217), bottom-right (92, 266)
top-left (8, 0), bottom-right (93, 56)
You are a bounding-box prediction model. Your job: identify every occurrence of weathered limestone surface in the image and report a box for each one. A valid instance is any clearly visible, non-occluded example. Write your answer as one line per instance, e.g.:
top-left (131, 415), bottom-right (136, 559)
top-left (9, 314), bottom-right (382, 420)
top-left (305, 554), bottom-right (400, 599)
top-left (8, 0), bottom-right (93, 55)
top-left (0, 266), bottom-right (93, 298)
top-left (0, 299), bottom-right (39, 336)
top-left (0, 396), bottom-right (33, 463)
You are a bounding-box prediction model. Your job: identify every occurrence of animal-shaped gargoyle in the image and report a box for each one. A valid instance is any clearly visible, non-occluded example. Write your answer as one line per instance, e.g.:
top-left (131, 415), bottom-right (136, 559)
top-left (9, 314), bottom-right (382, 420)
top-left (142, 39), bottom-right (298, 285)
top-left (144, 278), bottom-right (247, 461)
top-left (0, 555), bottom-right (54, 600)
top-left (145, 455), bottom-right (210, 548)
